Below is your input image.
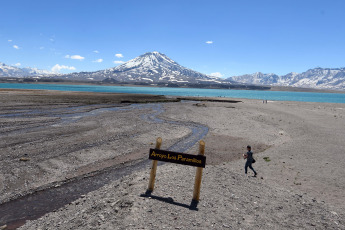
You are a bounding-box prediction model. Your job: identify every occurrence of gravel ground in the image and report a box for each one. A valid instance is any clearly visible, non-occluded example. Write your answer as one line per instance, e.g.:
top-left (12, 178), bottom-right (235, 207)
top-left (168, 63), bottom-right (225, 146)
top-left (0, 90), bottom-right (181, 204)
top-left (19, 163), bottom-right (345, 229)
top-left (1, 89), bottom-right (345, 229)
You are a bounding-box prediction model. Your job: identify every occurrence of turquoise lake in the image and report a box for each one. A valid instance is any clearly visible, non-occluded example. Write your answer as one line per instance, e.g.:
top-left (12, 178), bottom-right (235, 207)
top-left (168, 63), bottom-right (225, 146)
top-left (1, 83), bottom-right (345, 104)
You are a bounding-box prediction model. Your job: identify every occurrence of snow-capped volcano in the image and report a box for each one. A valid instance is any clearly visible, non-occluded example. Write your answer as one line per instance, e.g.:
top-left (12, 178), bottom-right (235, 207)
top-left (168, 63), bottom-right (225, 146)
top-left (0, 62), bottom-right (52, 77)
top-left (66, 51), bottom-right (222, 83)
top-left (114, 51), bottom-right (180, 72)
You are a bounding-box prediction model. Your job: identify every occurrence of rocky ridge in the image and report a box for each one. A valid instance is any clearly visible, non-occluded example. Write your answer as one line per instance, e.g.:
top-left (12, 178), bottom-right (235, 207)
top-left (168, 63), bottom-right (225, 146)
top-left (229, 68), bottom-right (345, 90)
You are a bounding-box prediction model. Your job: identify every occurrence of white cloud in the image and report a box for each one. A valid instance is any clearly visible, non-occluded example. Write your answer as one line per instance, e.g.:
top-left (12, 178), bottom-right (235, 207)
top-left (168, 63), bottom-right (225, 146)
top-left (92, 58), bottom-right (103, 63)
top-left (13, 45), bottom-right (20, 49)
top-left (39, 46), bottom-right (44, 50)
top-left (115, 53), bottom-right (123, 58)
top-left (113, 61), bottom-right (125, 64)
top-left (51, 64), bottom-right (76, 73)
top-left (71, 55), bottom-right (84, 60)
top-left (65, 54), bottom-right (85, 60)
top-left (93, 50), bottom-right (99, 53)
top-left (206, 41), bottom-right (213, 44)
top-left (14, 63), bottom-right (21, 67)
top-left (50, 38), bottom-right (55, 42)
top-left (210, 72), bottom-right (223, 78)
top-left (8, 39), bottom-right (12, 42)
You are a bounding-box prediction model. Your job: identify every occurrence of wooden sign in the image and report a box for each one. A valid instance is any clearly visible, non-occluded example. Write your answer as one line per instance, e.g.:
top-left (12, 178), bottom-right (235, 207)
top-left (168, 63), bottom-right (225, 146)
top-left (149, 148), bottom-right (206, 168)
top-left (147, 138), bottom-right (206, 202)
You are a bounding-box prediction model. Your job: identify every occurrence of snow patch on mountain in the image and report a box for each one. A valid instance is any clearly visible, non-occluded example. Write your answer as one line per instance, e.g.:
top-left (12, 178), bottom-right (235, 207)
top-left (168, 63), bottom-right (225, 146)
top-left (0, 62), bottom-right (53, 77)
top-left (65, 52), bottom-right (222, 83)
top-left (228, 68), bottom-right (345, 90)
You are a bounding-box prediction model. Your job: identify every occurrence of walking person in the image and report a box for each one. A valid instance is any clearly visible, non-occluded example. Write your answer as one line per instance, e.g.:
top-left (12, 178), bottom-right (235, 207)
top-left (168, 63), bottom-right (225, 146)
top-left (243, 145), bottom-right (257, 177)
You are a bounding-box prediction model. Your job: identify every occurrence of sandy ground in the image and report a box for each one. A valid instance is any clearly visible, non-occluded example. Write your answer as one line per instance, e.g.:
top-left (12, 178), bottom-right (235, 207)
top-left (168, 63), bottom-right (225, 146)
top-left (0, 89), bottom-right (344, 229)
top-left (163, 99), bottom-right (345, 212)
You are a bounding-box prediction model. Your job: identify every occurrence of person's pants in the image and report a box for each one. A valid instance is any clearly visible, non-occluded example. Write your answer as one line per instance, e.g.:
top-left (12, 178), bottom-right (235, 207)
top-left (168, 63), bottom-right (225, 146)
top-left (245, 161), bottom-right (256, 174)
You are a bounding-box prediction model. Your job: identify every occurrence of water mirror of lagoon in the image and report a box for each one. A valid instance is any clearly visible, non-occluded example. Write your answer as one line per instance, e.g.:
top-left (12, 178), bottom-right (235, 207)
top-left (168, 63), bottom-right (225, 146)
top-left (0, 83), bottom-right (345, 104)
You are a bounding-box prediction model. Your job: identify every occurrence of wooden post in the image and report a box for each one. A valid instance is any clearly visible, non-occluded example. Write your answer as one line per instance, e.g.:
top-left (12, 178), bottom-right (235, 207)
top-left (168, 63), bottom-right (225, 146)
top-left (147, 137), bottom-right (162, 192)
top-left (192, 140), bottom-right (205, 202)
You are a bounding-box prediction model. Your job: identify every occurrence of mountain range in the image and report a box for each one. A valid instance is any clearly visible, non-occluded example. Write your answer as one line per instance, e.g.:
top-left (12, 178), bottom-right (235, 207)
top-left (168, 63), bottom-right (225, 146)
top-left (228, 68), bottom-right (345, 90)
top-left (0, 62), bottom-right (52, 78)
top-left (1, 52), bottom-right (345, 90)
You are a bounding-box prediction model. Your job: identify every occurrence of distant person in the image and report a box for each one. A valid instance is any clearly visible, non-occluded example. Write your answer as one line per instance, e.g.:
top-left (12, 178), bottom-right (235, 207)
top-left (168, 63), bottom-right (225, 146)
top-left (243, 145), bottom-right (257, 177)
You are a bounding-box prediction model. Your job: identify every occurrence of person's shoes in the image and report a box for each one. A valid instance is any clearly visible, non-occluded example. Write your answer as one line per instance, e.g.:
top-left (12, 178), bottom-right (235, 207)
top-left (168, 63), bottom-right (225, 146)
top-left (254, 172), bottom-right (257, 177)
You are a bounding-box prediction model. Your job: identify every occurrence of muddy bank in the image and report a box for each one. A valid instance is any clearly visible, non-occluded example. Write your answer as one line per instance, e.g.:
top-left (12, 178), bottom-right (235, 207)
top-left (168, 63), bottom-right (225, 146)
top-left (0, 88), bottom-right (180, 104)
top-left (0, 90), bottom-right (180, 204)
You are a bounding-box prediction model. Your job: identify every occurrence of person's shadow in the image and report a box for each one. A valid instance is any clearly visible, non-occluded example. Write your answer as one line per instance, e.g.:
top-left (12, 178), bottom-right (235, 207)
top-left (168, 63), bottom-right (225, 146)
top-left (140, 190), bottom-right (199, 211)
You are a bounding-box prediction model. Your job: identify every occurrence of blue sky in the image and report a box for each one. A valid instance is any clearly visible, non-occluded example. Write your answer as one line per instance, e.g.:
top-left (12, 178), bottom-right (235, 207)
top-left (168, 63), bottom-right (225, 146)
top-left (1, 0), bottom-right (344, 78)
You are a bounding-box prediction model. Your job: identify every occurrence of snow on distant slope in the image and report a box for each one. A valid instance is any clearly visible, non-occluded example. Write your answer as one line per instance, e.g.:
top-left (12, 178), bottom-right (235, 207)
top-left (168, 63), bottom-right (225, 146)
top-left (0, 62), bottom-right (52, 77)
top-left (228, 68), bottom-right (345, 90)
top-left (229, 72), bottom-right (280, 85)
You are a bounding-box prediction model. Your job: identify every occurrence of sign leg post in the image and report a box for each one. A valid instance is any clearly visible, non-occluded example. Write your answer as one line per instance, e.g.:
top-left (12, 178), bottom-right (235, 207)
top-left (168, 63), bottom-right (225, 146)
top-left (192, 140), bottom-right (205, 202)
top-left (147, 137), bottom-right (162, 192)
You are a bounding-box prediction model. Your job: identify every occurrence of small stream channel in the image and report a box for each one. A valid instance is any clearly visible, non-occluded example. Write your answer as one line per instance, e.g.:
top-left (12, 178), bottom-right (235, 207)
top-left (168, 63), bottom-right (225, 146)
top-left (0, 103), bottom-right (208, 229)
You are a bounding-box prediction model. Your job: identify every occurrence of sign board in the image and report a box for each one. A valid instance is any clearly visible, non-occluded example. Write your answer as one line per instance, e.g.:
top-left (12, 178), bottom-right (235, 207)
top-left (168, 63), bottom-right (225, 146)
top-left (149, 148), bottom-right (206, 168)
top-left (147, 138), bottom-right (206, 202)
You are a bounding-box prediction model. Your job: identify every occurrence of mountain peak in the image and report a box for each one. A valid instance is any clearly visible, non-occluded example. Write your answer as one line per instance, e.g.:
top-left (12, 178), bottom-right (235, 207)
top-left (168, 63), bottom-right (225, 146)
top-left (144, 51), bottom-right (162, 55)
top-left (70, 51), bottom-right (221, 83)
top-left (113, 51), bottom-right (178, 72)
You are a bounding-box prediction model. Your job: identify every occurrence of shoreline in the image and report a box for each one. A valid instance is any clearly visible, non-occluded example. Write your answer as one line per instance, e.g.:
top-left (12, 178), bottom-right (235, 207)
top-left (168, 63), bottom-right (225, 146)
top-left (0, 89), bottom-right (344, 229)
top-left (1, 82), bottom-right (345, 101)
top-left (1, 80), bottom-right (345, 94)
